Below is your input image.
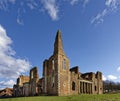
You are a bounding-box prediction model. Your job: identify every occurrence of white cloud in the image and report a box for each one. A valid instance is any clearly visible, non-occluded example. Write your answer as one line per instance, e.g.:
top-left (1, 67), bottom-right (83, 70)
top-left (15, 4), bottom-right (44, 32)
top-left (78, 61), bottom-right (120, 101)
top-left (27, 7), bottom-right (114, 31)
top-left (27, 3), bottom-right (34, 10)
top-left (0, 0), bottom-right (24, 25)
top-left (117, 66), bottom-right (120, 72)
top-left (41, 0), bottom-right (59, 20)
top-left (27, 0), bottom-right (38, 10)
top-left (16, 7), bottom-right (25, 25)
top-left (0, 0), bottom-right (16, 10)
top-left (0, 0), bottom-right (8, 10)
top-left (0, 0), bottom-right (90, 22)
top-left (91, 9), bottom-right (107, 24)
top-left (0, 0), bottom-right (59, 23)
top-left (106, 0), bottom-right (113, 6)
top-left (105, 0), bottom-right (118, 8)
top-left (17, 18), bottom-right (24, 25)
top-left (70, 0), bottom-right (79, 5)
top-left (91, 0), bottom-right (120, 24)
top-left (83, 0), bottom-right (89, 7)
top-left (0, 80), bottom-right (16, 87)
top-left (102, 75), bottom-right (107, 81)
top-left (0, 25), bottom-right (31, 88)
top-left (68, 0), bottom-right (89, 6)
top-left (107, 75), bottom-right (117, 80)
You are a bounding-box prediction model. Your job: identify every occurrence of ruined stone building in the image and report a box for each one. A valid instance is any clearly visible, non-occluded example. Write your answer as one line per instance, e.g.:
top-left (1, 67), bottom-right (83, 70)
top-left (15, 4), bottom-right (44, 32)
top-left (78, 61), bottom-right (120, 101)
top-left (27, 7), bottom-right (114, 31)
top-left (13, 30), bottom-right (103, 96)
top-left (13, 75), bottom-right (29, 96)
top-left (13, 67), bottom-right (40, 96)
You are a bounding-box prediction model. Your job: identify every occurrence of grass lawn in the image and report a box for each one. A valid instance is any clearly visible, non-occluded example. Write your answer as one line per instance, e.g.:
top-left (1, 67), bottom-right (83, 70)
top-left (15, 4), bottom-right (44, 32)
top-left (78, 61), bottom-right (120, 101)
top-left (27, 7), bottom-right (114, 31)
top-left (0, 94), bottom-right (120, 101)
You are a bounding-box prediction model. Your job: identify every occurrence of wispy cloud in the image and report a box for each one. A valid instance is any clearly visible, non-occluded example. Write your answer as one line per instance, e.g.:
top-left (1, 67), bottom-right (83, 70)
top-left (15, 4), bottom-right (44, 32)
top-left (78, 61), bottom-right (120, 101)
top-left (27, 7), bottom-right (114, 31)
top-left (91, 0), bottom-right (120, 24)
top-left (0, 0), bottom-right (59, 23)
top-left (2, 0), bottom-right (119, 25)
top-left (91, 9), bottom-right (108, 24)
top-left (0, 0), bottom-right (16, 10)
top-left (70, 0), bottom-right (79, 5)
top-left (17, 7), bottom-right (25, 25)
top-left (0, 25), bottom-right (31, 88)
top-left (0, 0), bottom-right (90, 23)
top-left (0, 0), bottom-right (9, 10)
top-left (68, 0), bottom-right (89, 6)
top-left (83, 0), bottom-right (89, 7)
top-left (27, 2), bottom-right (38, 10)
top-left (41, 0), bottom-right (59, 20)
top-left (105, 0), bottom-right (119, 8)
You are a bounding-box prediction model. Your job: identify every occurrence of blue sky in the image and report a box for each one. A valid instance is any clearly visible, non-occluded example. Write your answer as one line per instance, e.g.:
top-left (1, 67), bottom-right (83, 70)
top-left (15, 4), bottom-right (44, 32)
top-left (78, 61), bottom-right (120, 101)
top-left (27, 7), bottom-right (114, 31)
top-left (0, 0), bottom-right (120, 89)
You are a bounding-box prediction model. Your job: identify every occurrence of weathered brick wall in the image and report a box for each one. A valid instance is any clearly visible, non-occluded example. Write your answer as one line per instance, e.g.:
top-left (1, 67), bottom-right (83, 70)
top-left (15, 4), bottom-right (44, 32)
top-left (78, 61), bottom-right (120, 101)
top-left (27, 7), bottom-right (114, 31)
top-left (30, 67), bottom-right (39, 81)
top-left (58, 55), bottom-right (70, 96)
top-left (29, 67), bottom-right (39, 95)
top-left (17, 75), bottom-right (29, 86)
top-left (89, 72), bottom-right (103, 94)
top-left (70, 71), bottom-right (79, 95)
top-left (23, 82), bottom-right (29, 96)
top-left (43, 55), bottom-right (59, 95)
top-left (42, 30), bottom-right (71, 96)
top-left (96, 71), bottom-right (103, 94)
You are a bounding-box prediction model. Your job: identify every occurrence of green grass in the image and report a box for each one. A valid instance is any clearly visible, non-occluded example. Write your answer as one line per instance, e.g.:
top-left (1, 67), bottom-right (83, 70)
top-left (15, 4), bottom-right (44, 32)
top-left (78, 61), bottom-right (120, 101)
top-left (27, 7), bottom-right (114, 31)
top-left (0, 94), bottom-right (120, 101)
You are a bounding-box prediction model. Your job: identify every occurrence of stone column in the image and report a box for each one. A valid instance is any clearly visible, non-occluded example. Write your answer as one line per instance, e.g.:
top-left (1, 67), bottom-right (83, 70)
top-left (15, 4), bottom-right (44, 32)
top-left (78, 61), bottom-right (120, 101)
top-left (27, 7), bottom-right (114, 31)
top-left (87, 83), bottom-right (89, 94)
top-left (80, 82), bottom-right (81, 94)
top-left (81, 82), bottom-right (83, 94)
top-left (78, 81), bottom-right (80, 94)
top-left (88, 83), bottom-right (90, 94)
top-left (90, 84), bottom-right (92, 94)
top-left (86, 83), bottom-right (87, 94)
top-left (84, 82), bottom-right (86, 94)
top-left (85, 83), bottom-right (86, 94)
top-left (83, 82), bottom-right (84, 94)
top-left (86, 83), bottom-right (88, 94)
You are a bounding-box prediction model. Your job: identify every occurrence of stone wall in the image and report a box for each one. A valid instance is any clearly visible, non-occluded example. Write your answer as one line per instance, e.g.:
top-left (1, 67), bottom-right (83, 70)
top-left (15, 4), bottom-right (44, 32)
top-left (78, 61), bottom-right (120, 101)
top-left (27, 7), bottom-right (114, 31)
top-left (70, 71), bottom-right (79, 95)
top-left (23, 82), bottom-right (29, 96)
top-left (29, 67), bottom-right (39, 95)
top-left (17, 75), bottom-right (29, 86)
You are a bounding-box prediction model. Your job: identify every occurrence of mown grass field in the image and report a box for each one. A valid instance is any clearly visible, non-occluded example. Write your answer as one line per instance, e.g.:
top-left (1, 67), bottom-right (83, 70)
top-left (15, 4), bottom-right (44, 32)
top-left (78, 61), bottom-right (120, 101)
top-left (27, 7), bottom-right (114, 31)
top-left (0, 94), bottom-right (120, 101)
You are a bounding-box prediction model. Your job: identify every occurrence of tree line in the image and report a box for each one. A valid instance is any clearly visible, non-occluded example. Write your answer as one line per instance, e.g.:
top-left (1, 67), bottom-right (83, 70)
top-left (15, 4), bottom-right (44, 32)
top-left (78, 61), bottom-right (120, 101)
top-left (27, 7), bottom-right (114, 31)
top-left (103, 80), bottom-right (120, 93)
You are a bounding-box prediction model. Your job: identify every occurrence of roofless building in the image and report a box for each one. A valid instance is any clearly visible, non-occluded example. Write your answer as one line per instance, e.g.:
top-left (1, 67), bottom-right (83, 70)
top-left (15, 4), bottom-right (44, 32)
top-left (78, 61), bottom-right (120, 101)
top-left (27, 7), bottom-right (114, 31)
top-left (13, 30), bottom-right (103, 96)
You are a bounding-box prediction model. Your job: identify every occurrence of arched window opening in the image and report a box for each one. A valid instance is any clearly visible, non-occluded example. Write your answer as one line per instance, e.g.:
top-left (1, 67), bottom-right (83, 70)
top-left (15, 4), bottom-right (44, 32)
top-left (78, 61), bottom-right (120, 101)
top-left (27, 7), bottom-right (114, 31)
top-left (62, 59), bottom-right (66, 70)
top-left (52, 60), bottom-right (54, 70)
top-left (95, 86), bottom-right (97, 91)
top-left (72, 82), bottom-right (75, 91)
top-left (31, 71), bottom-right (33, 79)
top-left (52, 83), bottom-right (54, 88)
